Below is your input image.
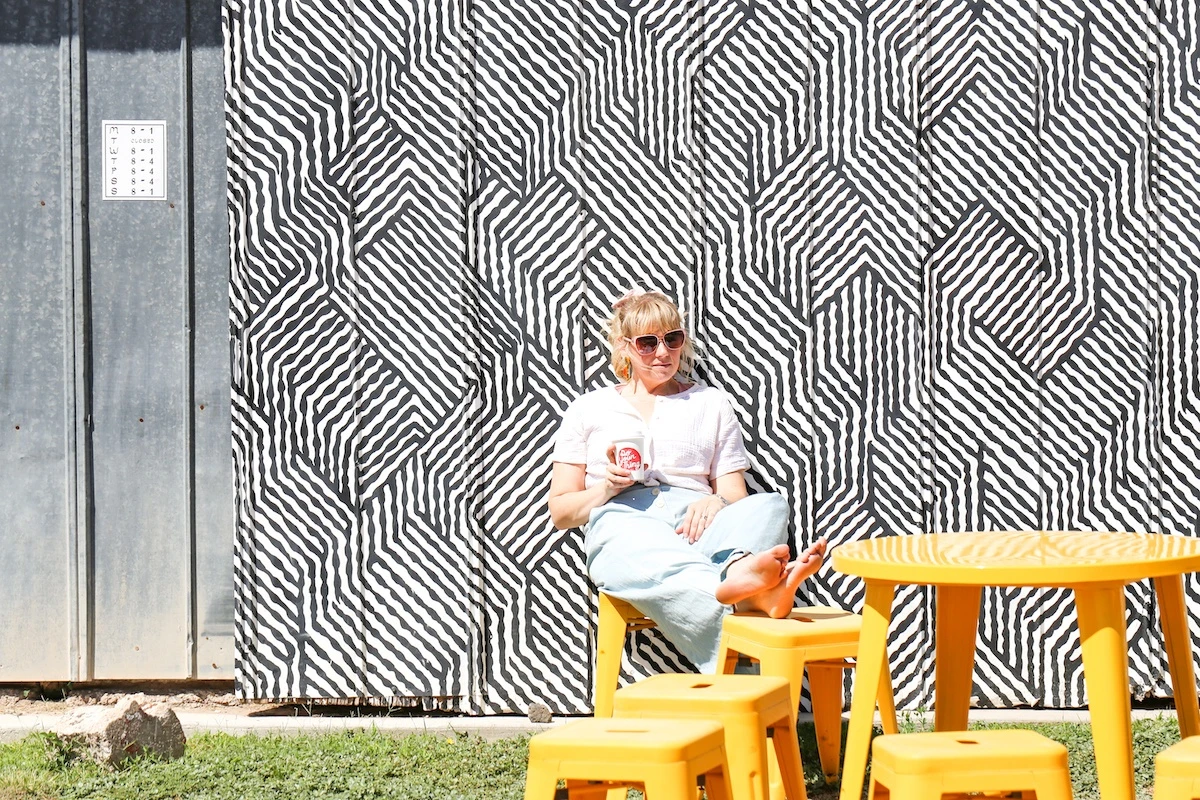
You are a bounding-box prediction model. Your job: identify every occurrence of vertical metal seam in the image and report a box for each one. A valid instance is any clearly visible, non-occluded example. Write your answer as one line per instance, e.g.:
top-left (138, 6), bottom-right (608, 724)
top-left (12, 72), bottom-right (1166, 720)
top-left (460, 0), bottom-right (487, 713)
top-left (63, 0), bottom-right (94, 683)
top-left (182, 0), bottom-right (199, 680)
top-left (61, 0), bottom-right (80, 685)
top-left (344, 0), bottom-right (366, 699)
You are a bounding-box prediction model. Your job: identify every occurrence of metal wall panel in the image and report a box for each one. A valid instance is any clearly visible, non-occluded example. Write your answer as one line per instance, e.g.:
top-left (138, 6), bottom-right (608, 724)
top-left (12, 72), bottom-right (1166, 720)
top-left (86, 0), bottom-right (190, 678)
top-left (191, 0), bottom-right (235, 679)
top-left (0, 0), bottom-right (233, 681)
top-left (0, 2), bottom-right (75, 681)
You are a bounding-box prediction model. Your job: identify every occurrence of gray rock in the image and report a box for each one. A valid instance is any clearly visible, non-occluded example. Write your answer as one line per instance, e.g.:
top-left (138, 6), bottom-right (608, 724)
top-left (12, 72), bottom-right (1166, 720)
top-left (527, 703), bottom-right (553, 724)
top-left (52, 698), bottom-right (186, 767)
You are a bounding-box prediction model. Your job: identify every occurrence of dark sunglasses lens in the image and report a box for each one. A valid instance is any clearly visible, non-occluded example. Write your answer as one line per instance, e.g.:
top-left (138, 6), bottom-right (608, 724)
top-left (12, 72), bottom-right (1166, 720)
top-left (665, 330), bottom-right (685, 349)
top-left (634, 335), bottom-right (658, 355)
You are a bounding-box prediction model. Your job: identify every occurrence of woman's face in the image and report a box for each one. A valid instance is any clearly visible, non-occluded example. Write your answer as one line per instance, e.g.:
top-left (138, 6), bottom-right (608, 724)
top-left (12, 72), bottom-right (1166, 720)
top-left (624, 327), bottom-right (684, 387)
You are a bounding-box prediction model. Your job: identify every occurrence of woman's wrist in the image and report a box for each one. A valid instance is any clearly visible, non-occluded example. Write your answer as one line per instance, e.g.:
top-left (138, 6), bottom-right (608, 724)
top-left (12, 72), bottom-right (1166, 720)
top-left (714, 493), bottom-right (731, 506)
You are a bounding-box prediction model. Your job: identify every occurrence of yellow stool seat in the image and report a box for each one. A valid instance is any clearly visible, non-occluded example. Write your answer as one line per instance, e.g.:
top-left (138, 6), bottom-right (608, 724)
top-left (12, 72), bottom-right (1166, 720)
top-left (722, 607), bottom-right (866, 646)
top-left (614, 674), bottom-right (805, 800)
top-left (717, 607), bottom-right (900, 783)
top-left (524, 717), bottom-right (731, 800)
top-left (1155, 735), bottom-right (1200, 800)
top-left (868, 730), bottom-right (1072, 800)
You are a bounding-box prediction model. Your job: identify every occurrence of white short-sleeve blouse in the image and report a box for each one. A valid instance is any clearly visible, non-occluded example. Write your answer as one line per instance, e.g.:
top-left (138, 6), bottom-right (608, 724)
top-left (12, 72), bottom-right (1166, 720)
top-left (552, 384), bottom-right (751, 494)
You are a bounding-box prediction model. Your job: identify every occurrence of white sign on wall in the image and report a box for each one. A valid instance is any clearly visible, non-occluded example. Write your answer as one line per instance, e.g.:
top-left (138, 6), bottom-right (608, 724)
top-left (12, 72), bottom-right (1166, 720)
top-left (102, 120), bottom-right (166, 200)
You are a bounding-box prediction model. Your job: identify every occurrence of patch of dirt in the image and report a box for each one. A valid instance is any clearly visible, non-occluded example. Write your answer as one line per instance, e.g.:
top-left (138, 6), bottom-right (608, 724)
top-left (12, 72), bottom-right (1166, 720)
top-left (0, 686), bottom-right (458, 718)
top-left (0, 685), bottom-right (279, 716)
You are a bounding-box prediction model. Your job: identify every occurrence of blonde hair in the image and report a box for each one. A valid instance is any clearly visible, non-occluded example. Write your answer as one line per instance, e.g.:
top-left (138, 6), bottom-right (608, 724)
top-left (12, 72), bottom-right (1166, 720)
top-left (607, 290), bottom-right (698, 382)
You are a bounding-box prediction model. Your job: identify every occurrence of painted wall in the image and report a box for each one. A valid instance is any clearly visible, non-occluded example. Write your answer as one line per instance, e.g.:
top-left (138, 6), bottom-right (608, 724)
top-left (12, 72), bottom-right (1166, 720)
top-left (225, 0), bottom-right (1200, 712)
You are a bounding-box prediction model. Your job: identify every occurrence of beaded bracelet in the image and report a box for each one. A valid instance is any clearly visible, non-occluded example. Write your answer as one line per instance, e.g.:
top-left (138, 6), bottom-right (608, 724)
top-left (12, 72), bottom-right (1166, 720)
top-left (714, 493), bottom-right (731, 506)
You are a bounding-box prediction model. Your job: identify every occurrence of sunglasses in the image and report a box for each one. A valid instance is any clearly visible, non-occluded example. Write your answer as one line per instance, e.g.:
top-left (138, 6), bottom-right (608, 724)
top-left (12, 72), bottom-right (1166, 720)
top-left (625, 329), bottom-right (686, 356)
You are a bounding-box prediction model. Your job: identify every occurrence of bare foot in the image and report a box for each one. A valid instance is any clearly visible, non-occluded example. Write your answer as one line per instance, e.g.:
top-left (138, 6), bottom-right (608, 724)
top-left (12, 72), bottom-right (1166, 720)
top-left (800, 537), bottom-right (827, 563)
top-left (714, 545), bottom-right (791, 605)
top-left (735, 549), bottom-right (824, 618)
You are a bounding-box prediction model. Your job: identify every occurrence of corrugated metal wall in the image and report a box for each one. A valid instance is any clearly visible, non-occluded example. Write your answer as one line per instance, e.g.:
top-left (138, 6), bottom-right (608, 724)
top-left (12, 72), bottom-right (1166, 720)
top-left (0, 0), bottom-right (232, 681)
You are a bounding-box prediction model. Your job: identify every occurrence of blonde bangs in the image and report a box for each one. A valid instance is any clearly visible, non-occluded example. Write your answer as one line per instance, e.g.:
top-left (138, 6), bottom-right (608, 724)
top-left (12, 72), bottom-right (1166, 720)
top-left (607, 292), bottom-right (698, 382)
top-left (620, 297), bottom-right (683, 338)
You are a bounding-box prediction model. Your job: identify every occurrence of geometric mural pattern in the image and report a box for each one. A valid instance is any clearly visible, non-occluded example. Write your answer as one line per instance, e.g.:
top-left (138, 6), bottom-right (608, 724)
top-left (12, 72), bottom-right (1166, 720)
top-left (225, 0), bottom-right (1200, 712)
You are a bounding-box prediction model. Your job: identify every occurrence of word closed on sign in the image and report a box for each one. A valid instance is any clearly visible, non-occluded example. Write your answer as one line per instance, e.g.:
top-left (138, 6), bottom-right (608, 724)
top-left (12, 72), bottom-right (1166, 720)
top-left (102, 121), bottom-right (166, 200)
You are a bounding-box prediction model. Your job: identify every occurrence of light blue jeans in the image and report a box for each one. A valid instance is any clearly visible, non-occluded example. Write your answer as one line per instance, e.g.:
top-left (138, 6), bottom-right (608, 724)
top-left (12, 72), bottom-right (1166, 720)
top-left (585, 485), bottom-right (791, 672)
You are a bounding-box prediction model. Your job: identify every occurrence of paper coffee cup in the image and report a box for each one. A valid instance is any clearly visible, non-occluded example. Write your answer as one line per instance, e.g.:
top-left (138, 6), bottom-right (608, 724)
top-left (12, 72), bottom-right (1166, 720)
top-left (613, 436), bottom-right (646, 482)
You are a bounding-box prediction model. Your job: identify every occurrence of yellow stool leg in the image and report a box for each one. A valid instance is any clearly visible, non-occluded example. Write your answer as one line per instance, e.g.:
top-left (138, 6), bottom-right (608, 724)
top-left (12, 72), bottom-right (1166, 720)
top-left (933, 585), bottom-right (981, 732)
top-left (720, 714), bottom-right (772, 800)
top-left (755, 649), bottom-right (806, 719)
top-left (705, 766), bottom-right (731, 800)
top-left (1156, 575), bottom-right (1200, 739)
top-left (1154, 774), bottom-right (1198, 800)
top-left (753, 649), bottom-right (805, 800)
top-left (1075, 584), bottom-right (1136, 800)
top-left (523, 759), bottom-right (562, 800)
top-left (595, 594), bottom-right (627, 718)
top-left (771, 714), bottom-right (808, 800)
top-left (1035, 765), bottom-right (1075, 800)
top-left (866, 773), bottom-right (887, 800)
top-left (716, 632), bottom-right (739, 675)
top-left (642, 762), bottom-right (696, 800)
top-left (808, 661), bottom-right (846, 784)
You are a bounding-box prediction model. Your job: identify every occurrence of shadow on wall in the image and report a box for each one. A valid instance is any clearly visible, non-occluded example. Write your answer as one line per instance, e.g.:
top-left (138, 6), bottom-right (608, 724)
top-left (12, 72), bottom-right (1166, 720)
top-left (1, 0), bottom-right (223, 49)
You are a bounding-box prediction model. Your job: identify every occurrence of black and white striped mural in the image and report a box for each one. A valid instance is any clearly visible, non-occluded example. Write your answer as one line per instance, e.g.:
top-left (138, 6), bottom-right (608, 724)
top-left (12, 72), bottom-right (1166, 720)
top-left (225, 0), bottom-right (1200, 712)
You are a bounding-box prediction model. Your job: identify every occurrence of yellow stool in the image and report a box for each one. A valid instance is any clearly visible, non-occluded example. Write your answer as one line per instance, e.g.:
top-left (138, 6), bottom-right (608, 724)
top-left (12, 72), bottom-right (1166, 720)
top-left (595, 594), bottom-right (658, 717)
top-left (1156, 735), bottom-right (1200, 800)
top-left (717, 607), bottom-right (899, 783)
top-left (867, 730), bottom-right (1073, 800)
top-left (523, 717), bottom-right (731, 800)
top-left (613, 673), bottom-right (805, 800)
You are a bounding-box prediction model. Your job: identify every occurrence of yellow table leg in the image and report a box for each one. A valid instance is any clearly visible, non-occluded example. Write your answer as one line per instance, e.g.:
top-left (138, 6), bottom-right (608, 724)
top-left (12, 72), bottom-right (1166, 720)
top-left (878, 665), bottom-right (899, 734)
top-left (838, 580), bottom-right (895, 800)
top-left (1074, 584), bottom-right (1135, 800)
top-left (1155, 574), bottom-right (1200, 738)
top-left (934, 585), bottom-right (981, 732)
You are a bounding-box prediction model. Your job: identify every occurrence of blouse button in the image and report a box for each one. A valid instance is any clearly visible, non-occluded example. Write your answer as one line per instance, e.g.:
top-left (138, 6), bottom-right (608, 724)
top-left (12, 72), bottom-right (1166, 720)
top-left (651, 488), bottom-right (661, 496)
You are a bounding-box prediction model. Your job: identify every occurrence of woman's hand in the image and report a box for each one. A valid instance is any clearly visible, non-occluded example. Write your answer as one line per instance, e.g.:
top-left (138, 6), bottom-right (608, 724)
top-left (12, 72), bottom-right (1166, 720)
top-left (602, 443), bottom-right (636, 500)
top-left (676, 494), bottom-right (728, 543)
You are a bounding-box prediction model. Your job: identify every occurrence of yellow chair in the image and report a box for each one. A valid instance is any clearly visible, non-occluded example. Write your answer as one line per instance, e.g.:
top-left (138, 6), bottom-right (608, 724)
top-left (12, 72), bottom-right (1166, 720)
top-left (716, 607), bottom-right (899, 783)
top-left (523, 717), bottom-right (731, 800)
top-left (613, 673), bottom-right (805, 800)
top-left (867, 729), bottom-right (1072, 800)
top-left (1155, 735), bottom-right (1200, 800)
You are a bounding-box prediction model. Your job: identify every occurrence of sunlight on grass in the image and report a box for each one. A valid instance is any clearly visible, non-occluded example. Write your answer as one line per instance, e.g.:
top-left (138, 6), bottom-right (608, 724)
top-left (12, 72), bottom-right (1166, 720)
top-left (0, 730), bottom-right (531, 800)
top-left (0, 716), bottom-right (1181, 799)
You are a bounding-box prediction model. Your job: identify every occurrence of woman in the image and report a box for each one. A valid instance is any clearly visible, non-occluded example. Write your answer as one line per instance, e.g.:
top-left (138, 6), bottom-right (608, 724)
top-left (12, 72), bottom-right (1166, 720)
top-left (548, 288), bottom-right (825, 673)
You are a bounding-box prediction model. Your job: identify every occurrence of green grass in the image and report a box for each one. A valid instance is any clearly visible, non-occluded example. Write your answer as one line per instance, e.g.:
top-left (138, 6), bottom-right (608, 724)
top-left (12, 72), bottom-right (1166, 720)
top-left (0, 730), bottom-right (530, 800)
top-left (0, 716), bottom-right (1182, 799)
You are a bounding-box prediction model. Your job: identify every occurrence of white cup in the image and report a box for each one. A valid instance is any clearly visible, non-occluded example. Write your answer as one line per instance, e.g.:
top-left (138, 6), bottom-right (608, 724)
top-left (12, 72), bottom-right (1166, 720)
top-left (613, 435), bottom-right (646, 482)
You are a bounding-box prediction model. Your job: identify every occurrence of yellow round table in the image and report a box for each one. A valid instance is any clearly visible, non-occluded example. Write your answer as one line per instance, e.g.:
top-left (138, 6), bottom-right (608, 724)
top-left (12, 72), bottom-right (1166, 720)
top-left (832, 530), bottom-right (1200, 800)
